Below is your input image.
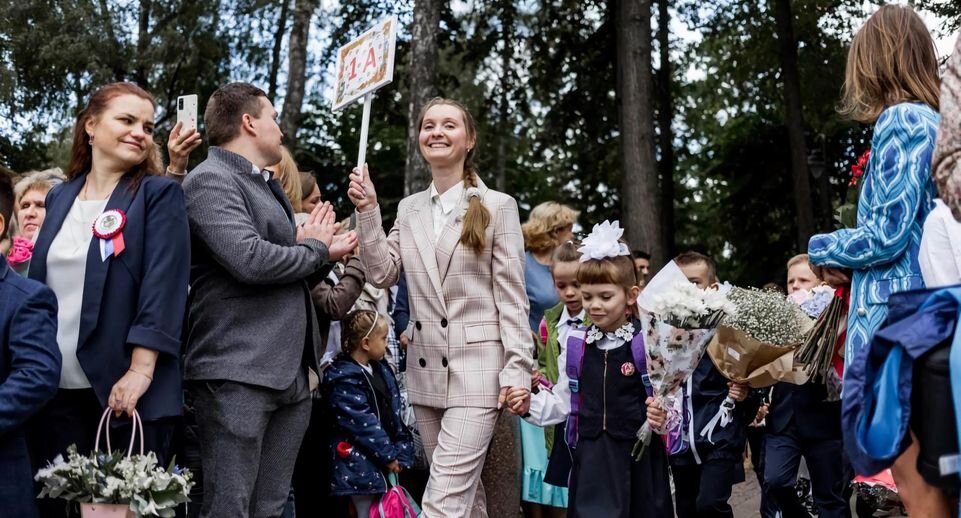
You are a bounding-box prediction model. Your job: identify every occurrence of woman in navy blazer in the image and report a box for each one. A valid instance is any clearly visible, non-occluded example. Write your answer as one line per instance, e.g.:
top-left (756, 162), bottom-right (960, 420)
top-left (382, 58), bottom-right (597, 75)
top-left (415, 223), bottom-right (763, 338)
top-left (27, 83), bottom-right (189, 510)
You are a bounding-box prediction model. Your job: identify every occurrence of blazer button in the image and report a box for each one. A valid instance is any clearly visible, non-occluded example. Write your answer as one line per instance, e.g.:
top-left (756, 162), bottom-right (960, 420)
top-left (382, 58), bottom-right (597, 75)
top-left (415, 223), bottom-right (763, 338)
top-left (415, 321), bottom-right (422, 331)
top-left (418, 358), bottom-right (426, 368)
top-left (857, 307), bottom-right (867, 317)
top-left (441, 318), bottom-right (448, 328)
top-left (442, 357), bottom-right (449, 367)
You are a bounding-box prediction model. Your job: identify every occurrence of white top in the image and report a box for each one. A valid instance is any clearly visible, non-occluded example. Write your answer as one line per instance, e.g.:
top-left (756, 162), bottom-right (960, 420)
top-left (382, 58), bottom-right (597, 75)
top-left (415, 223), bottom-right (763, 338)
top-left (920, 199), bottom-right (961, 288)
top-left (429, 181), bottom-right (465, 243)
top-left (47, 197), bottom-right (108, 388)
top-left (525, 309), bottom-right (595, 427)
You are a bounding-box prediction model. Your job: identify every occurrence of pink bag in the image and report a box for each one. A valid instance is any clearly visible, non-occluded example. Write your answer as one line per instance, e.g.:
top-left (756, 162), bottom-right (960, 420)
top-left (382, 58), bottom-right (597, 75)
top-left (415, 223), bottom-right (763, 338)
top-left (369, 473), bottom-right (421, 518)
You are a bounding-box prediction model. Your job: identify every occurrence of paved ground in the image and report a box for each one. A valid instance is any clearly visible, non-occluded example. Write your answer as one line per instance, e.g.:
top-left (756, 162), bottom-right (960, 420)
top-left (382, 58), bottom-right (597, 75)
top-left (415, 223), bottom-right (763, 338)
top-left (731, 467), bottom-right (765, 517)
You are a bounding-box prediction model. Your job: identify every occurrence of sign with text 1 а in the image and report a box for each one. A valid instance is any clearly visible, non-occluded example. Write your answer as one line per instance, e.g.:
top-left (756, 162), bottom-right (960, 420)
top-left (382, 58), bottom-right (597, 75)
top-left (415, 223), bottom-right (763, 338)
top-left (333, 16), bottom-right (397, 112)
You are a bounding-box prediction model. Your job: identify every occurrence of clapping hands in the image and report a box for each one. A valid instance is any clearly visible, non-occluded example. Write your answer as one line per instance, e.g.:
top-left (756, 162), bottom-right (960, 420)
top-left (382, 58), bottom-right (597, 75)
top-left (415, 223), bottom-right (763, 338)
top-left (297, 201), bottom-right (358, 261)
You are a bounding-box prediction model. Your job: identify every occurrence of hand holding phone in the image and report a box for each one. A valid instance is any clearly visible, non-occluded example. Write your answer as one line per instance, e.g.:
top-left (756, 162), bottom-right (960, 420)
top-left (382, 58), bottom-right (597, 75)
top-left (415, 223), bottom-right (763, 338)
top-left (177, 95), bottom-right (198, 132)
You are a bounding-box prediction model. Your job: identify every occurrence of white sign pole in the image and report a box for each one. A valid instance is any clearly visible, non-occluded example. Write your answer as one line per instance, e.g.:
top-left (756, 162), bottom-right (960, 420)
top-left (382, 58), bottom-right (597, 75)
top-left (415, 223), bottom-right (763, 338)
top-left (357, 93), bottom-right (373, 169)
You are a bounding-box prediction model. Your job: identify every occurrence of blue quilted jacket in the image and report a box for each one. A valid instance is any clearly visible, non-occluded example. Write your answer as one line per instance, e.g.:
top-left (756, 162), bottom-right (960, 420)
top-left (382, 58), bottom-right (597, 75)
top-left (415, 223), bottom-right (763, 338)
top-left (323, 358), bottom-right (414, 496)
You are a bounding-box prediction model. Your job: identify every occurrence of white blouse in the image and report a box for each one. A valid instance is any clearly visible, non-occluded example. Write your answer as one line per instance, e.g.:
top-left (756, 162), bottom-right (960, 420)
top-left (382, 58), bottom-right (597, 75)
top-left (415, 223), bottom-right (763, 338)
top-left (46, 197), bottom-right (108, 388)
top-left (920, 199), bottom-right (961, 288)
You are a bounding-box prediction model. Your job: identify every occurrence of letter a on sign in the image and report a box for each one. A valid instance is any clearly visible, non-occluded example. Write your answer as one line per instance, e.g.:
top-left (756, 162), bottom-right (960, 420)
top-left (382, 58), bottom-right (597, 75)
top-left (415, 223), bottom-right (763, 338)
top-left (332, 16), bottom-right (398, 112)
top-left (363, 47), bottom-right (377, 73)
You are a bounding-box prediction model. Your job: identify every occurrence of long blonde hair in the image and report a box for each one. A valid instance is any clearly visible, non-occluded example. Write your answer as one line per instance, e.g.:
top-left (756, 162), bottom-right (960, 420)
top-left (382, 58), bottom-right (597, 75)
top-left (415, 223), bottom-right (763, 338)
top-left (417, 98), bottom-right (489, 254)
top-left (268, 146), bottom-right (303, 212)
top-left (839, 4), bottom-right (940, 123)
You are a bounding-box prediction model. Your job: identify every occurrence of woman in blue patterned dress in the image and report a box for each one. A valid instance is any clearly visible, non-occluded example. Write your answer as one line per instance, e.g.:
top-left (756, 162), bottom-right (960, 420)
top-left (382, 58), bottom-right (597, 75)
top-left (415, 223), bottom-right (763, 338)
top-left (806, 5), bottom-right (947, 515)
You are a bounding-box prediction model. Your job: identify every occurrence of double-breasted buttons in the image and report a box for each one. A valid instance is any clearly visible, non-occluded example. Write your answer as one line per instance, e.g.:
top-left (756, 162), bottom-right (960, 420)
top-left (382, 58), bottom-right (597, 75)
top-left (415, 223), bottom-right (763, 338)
top-left (418, 358), bottom-right (426, 367)
top-left (441, 318), bottom-right (448, 328)
top-left (415, 321), bottom-right (422, 331)
top-left (442, 357), bottom-right (449, 368)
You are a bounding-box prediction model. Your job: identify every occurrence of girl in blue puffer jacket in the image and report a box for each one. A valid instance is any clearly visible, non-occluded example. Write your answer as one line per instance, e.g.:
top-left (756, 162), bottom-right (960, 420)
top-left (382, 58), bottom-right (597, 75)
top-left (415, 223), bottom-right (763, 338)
top-left (323, 309), bottom-right (415, 517)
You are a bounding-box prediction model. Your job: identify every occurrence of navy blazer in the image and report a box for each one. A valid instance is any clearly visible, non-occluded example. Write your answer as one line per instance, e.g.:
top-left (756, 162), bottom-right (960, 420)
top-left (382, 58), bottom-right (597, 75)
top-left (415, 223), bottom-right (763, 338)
top-left (0, 257), bottom-right (61, 518)
top-left (768, 381), bottom-right (841, 441)
top-left (29, 174), bottom-right (190, 421)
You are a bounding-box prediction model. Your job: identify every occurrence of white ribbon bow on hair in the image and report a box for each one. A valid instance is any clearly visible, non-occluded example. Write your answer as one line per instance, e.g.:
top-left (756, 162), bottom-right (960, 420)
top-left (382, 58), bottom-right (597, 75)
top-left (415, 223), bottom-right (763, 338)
top-left (578, 220), bottom-right (631, 262)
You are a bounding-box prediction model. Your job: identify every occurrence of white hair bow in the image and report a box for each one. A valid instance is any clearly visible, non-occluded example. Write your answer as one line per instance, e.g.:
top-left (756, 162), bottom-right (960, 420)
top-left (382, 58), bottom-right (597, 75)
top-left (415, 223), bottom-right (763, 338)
top-left (578, 220), bottom-right (630, 262)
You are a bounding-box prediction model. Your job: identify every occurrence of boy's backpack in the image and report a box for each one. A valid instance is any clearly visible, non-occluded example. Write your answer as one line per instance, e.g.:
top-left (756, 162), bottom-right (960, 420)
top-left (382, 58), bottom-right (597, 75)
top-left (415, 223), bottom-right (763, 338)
top-left (370, 473), bottom-right (421, 518)
top-left (564, 327), bottom-right (653, 448)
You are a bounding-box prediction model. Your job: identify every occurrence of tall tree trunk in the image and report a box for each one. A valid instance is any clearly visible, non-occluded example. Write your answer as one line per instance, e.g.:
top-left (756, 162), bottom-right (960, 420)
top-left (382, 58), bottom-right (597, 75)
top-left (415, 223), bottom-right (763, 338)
top-left (135, 0), bottom-right (152, 86)
top-left (281, 0), bottom-right (315, 149)
top-left (494, 7), bottom-right (515, 192)
top-left (404, 0), bottom-right (442, 196)
top-left (616, 0), bottom-right (663, 266)
top-left (268, 0), bottom-right (292, 101)
top-left (656, 0), bottom-right (675, 258)
top-left (773, 0), bottom-right (815, 249)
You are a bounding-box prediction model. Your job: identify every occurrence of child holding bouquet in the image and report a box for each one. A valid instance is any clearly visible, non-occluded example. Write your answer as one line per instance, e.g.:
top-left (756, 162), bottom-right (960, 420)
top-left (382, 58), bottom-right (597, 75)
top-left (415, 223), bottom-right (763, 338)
top-left (323, 310), bottom-right (415, 517)
top-left (671, 251), bottom-right (760, 518)
top-left (512, 221), bottom-right (672, 517)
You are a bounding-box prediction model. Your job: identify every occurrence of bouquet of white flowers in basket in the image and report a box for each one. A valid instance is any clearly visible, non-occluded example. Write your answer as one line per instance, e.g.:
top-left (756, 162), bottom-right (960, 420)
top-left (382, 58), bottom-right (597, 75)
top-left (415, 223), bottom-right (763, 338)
top-left (631, 262), bottom-right (736, 460)
top-left (35, 410), bottom-right (193, 518)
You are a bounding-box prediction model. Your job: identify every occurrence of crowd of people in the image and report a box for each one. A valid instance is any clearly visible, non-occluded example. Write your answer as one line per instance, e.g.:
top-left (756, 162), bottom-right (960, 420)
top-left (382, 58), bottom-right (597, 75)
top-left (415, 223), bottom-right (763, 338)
top-left (1, 3), bottom-right (961, 518)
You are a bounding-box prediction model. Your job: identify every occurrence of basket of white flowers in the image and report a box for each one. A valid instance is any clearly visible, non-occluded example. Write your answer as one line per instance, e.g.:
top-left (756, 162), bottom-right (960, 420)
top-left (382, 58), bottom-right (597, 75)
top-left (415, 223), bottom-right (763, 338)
top-left (35, 409), bottom-right (193, 517)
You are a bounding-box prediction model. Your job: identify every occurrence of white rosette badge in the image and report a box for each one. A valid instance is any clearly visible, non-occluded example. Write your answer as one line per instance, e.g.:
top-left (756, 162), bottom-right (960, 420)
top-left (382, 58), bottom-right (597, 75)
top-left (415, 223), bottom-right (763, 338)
top-left (92, 209), bottom-right (127, 261)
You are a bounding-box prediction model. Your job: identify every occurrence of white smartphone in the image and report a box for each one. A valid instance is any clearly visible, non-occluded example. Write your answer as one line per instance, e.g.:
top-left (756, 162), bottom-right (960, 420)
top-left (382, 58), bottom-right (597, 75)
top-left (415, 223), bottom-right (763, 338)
top-left (176, 94), bottom-right (198, 132)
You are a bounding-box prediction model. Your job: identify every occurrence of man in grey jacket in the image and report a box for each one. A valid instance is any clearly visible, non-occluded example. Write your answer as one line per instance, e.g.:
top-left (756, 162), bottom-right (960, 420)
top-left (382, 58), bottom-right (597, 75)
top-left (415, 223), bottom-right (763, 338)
top-left (182, 82), bottom-right (357, 518)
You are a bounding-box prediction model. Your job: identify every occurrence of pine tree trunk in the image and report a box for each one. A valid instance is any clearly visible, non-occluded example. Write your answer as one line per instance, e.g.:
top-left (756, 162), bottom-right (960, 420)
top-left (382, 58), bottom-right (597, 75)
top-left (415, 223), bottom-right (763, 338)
top-left (135, 0), bottom-right (152, 86)
top-left (616, 0), bottom-right (663, 265)
top-left (280, 0), bottom-right (315, 149)
top-left (404, 0), bottom-right (442, 196)
top-left (773, 0), bottom-right (815, 249)
top-left (268, 0), bottom-right (292, 101)
top-left (656, 0), bottom-right (675, 258)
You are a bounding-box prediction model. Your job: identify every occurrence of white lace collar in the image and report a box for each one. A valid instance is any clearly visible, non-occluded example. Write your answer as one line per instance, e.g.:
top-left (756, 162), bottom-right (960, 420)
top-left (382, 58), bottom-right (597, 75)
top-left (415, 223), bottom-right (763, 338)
top-left (585, 321), bottom-right (635, 344)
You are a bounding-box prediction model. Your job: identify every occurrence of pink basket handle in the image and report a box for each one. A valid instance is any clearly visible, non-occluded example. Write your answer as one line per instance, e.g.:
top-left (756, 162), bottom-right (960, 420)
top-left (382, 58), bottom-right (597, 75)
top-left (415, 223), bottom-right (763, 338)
top-left (94, 407), bottom-right (144, 457)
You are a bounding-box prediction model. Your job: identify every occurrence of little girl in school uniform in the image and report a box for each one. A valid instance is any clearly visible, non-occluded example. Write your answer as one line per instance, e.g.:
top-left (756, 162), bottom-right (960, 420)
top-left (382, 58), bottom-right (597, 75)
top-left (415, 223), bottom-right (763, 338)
top-left (512, 222), bottom-right (673, 517)
top-left (324, 310), bottom-right (414, 517)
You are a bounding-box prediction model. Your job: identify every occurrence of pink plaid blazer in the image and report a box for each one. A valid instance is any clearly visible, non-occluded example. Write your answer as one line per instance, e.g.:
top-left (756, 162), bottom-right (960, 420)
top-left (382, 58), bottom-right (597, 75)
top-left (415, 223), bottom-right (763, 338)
top-left (356, 177), bottom-right (533, 409)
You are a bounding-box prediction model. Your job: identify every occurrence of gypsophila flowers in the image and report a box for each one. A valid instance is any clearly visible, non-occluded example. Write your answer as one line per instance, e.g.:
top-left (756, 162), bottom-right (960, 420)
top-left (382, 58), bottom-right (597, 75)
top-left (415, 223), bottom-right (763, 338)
top-left (722, 287), bottom-right (808, 346)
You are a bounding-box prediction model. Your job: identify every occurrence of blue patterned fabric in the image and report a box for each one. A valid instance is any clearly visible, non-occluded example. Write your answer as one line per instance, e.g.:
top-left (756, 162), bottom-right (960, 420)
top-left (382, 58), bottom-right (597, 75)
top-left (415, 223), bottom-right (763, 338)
top-left (809, 102), bottom-right (939, 362)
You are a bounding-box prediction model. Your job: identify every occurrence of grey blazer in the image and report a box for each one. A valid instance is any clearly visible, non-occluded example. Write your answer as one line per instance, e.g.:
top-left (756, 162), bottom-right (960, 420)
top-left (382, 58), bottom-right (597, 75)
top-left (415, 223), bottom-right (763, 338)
top-left (182, 147), bottom-right (329, 390)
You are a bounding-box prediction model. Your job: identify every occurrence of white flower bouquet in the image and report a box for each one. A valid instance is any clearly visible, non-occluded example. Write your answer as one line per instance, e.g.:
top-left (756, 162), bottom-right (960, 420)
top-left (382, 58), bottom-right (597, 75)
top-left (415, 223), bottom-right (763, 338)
top-left (632, 262), bottom-right (735, 460)
top-left (35, 410), bottom-right (193, 518)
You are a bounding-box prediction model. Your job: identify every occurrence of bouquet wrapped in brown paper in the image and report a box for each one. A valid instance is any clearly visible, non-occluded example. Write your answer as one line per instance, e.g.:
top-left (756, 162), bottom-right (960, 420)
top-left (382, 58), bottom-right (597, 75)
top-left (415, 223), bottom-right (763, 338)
top-left (701, 287), bottom-right (813, 442)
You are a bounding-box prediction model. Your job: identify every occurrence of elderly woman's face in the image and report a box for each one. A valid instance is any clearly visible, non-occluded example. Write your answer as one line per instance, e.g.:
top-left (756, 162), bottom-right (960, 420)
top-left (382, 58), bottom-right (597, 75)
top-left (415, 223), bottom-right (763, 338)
top-left (17, 188), bottom-right (47, 240)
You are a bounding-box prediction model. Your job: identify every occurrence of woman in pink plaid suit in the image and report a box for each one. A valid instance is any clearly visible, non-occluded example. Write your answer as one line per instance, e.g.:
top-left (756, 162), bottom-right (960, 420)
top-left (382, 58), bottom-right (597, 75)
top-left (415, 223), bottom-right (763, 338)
top-left (348, 98), bottom-right (534, 518)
